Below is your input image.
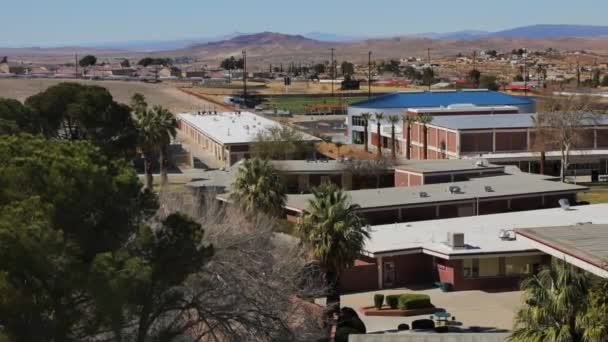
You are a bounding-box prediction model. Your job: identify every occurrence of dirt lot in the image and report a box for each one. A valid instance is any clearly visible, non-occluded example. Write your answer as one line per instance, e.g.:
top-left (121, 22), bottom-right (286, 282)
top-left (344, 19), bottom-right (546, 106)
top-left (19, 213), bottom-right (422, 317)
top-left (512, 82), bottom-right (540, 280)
top-left (183, 79), bottom-right (417, 96)
top-left (0, 78), bottom-right (228, 113)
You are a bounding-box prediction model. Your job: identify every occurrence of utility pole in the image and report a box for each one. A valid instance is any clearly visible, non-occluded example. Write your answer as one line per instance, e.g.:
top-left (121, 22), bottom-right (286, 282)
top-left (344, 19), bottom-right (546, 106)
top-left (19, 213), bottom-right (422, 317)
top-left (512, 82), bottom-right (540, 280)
top-left (330, 47), bottom-right (335, 97)
top-left (427, 48), bottom-right (432, 91)
top-left (75, 53), bottom-right (79, 76)
top-left (523, 49), bottom-right (528, 96)
top-left (576, 54), bottom-right (581, 88)
top-left (242, 50), bottom-right (247, 98)
top-left (368, 51), bottom-right (372, 98)
top-left (472, 50), bottom-right (477, 88)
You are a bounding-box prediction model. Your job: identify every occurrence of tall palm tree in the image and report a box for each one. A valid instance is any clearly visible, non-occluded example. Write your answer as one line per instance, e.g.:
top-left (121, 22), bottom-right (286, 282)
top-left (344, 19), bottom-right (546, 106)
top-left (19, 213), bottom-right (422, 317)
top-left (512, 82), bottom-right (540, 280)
top-left (374, 112), bottom-right (384, 158)
top-left (510, 260), bottom-right (591, 342)
top-left (361, 112), bottom-right (372, 153)
top-left (150, 106), bottom-right (177, 186)
top-left (297, 182), bottom-right (369, 310)
top-left (404, 115), bottom-right (417, 160)
top-left (579, 281), bottom-right (608, 342)
top-left (230, 158), bottom-right (286, 217)
top-left (130, 93), bottom-right (148, 115)
top-left (132, 99), bottom-right (177, 189)
top-left (387, 115), bottom-right (401, 160)
top-left (417, 114), bottom-right (433, 159)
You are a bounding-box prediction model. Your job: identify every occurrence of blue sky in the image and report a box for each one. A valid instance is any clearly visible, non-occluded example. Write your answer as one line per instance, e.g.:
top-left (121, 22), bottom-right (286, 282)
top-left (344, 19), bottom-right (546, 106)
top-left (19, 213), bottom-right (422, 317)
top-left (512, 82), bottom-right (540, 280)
top-left (2, 0), bottom-right (606, 46)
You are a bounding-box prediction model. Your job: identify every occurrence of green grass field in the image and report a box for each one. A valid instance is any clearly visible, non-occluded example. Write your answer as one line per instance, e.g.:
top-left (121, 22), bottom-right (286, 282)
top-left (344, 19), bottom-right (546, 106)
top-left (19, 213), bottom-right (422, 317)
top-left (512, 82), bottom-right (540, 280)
top-left (578, 183), bottom-right (608, 204)
top-left (267, 96), bottom-right (366, 113)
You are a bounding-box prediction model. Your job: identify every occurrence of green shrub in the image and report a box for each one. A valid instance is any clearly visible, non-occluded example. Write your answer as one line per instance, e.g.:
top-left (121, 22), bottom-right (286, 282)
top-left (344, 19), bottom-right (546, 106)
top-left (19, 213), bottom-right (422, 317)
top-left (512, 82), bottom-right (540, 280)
top-left (397, 294), bottom-right (432, 310)
top-left (373, 294), bottom-right (384, 309)
top-left (335, 327), bottom-right (361, 342)
top-left (386, 295), bottom-right (400, 309)
top-left (440, 282), bottom-right (453, 292)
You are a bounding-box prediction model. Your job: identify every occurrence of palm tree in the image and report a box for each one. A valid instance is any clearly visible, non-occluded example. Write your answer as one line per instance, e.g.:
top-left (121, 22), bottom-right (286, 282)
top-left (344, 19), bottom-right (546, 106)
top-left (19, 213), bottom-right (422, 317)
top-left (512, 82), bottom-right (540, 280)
top-left (132, 98), bottom-right (177, 189)
top-left (150, 106), bottom-right (177, 186)
top-left (404, 115), bottom-right (416, 160)
top-left (387, 115), bottom-right (401, 160)
top-left (230, 158), bottom-right (286, 217)
top-left (579, 281), bottom-right (608, 342)
top-left (510, 260), bottom-right (591, 342)
top-left (130, 93), bottom-right (148, 115)
top-left (374, 112), bottom-right (384, 158)
top-left (361, 112), bottom-right (372, 153)
top-left (417, 114), bottom-right (433, 159)
top-left (297, 182), bottom-right (369, 310)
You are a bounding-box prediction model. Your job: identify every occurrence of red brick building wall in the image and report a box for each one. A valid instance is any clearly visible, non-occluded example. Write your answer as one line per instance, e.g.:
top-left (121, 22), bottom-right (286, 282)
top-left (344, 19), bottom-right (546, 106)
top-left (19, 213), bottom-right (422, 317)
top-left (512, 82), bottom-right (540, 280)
top-left (340, 258), bottom-right (378, 293)
top-left (437, 259), bottom-right (524, 291)
top-left (384, 254), bottom-right (435, 287)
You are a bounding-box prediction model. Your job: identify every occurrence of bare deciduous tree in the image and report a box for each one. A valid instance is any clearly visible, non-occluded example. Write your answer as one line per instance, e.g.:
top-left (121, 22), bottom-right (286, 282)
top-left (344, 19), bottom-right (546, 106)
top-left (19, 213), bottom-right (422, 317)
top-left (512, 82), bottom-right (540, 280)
top-left (537, 95), bottom-right (597, 182)
top-left (343, 157), bottom-right (394, 188)
top-left (151, 191), bottom-right (327, 342)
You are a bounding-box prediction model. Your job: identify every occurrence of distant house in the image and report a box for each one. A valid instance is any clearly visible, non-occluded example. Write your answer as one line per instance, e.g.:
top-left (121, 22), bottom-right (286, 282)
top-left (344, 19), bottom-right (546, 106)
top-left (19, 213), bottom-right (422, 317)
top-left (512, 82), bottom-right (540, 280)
top-left (0, 62), bottom-right (25, 75)
top-left (158, 66), bottom-right (181, 79)
top-left (54, 66), bottom-right (79, 78)
top-left (28, 66), bottom-right (52, 76)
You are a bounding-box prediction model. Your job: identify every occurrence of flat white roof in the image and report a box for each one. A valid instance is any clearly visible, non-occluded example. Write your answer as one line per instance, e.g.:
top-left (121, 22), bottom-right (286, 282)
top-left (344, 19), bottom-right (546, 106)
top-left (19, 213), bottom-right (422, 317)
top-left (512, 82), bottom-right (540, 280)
top-left (177, 111), bottom-right (319, 145)
top-left (286, 172), bottom-right (585, 211)
top-left (365, 204), bottom-right (608, 259)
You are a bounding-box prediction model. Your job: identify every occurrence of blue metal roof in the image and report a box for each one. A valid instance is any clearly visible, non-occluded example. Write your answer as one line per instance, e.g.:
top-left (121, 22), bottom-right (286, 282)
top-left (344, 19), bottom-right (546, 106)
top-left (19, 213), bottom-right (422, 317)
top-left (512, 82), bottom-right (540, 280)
top-left (349, 90), bottom-right (534, 109)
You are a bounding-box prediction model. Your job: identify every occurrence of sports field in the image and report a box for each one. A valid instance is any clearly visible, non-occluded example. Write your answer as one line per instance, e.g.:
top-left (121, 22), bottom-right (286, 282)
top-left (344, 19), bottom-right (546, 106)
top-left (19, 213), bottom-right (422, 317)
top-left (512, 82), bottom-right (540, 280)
top-left (267, 95), bottom-right (367, 114)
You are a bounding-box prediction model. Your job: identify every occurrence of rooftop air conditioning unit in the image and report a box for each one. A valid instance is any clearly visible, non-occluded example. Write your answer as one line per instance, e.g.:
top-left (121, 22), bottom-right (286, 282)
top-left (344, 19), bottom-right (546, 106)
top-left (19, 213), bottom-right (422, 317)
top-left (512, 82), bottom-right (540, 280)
top-left (447, 232), bottom-right (465, 248)
top-left (476, 160), bottom-right (486, 167)
top-left (448, 185), bottom-right (461, 194)
top-left (485, 186), bottom-right (494, 192)
top-left (419, 191), bottom-right (429, 198)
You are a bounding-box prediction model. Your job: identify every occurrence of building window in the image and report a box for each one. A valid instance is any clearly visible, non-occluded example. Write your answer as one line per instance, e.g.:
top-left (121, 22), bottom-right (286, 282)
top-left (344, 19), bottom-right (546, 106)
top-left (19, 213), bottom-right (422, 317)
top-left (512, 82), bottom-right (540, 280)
top-left (479, 258), bottom-right (500, 277)
top-left (505, 255), bottom-right (542, 276)
top-left (352, 116), bottom-right (366, 126)
top-left (463, 258), bottom-right (500, 278)
top-left (463, 259), bottom-right (479, 279)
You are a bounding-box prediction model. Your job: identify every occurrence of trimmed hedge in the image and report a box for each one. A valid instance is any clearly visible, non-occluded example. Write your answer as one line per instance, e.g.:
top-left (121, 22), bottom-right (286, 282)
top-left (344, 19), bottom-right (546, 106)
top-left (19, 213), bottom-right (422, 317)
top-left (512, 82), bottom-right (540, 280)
top-left (397, 294), bottom-right (432, 310)
top-left (373, 294), bottom-right (384, 309)
top-left (385, 295), bottom-right (400, 309)
top-left (335, 327), bottom-right (361, 342)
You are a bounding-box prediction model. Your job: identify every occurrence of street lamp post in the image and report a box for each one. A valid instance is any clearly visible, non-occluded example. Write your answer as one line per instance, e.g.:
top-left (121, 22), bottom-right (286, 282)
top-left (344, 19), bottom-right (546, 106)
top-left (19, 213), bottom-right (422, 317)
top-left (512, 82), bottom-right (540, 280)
top-left (242, 50), bottom-right (247, 98)
top-left (330, 47), bottom-right (335, 97)
top-left (368, 51), bottom-right (372, 98)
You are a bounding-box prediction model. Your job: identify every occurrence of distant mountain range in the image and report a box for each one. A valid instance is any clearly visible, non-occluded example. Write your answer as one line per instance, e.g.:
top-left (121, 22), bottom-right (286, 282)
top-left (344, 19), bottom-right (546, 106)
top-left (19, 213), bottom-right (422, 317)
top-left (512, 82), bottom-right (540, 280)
top-left (6, 24), bottom-right (608, 52)
top-left (3, 25), bottom-right (608, 64)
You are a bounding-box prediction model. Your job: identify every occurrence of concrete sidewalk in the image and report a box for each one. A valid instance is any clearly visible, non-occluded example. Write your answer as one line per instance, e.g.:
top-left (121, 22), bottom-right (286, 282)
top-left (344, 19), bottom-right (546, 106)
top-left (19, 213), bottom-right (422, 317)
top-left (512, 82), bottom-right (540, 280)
top-left (318, 287), bottom-right (522, 333)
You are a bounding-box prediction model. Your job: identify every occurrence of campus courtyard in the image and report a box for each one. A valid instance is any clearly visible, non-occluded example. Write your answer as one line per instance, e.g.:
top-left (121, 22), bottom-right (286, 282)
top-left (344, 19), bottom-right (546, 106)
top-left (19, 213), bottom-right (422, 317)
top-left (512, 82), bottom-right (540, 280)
top-left (319, 287), bottom-right (523, 333)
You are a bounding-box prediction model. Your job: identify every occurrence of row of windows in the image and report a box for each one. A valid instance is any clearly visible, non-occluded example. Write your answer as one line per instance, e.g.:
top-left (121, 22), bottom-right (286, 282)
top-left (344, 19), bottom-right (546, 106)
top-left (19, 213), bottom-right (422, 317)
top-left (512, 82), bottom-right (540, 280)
top-left (462, 255), bottom-right (542, 279)
top-left (352, 116), bottom-right (367, 126)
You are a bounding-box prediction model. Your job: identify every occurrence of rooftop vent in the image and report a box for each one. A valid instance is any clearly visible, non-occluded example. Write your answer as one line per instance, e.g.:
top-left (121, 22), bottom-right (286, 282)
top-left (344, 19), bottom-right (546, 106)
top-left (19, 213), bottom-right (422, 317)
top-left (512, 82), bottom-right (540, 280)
top-left (476, 160), bottom-right (486, 167)
top-left (447, 232), bottom-right (465, 248)
top-left (499, 229), bottom-right (516, 241)
top-left (484, 186), bottom-right (494, 192)
top-left (559, 198), bottom-right (571, 211)
top-left (448, 185), bottom-right (461, 194)
top-left (419, 191), bottom-right (429, 198)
